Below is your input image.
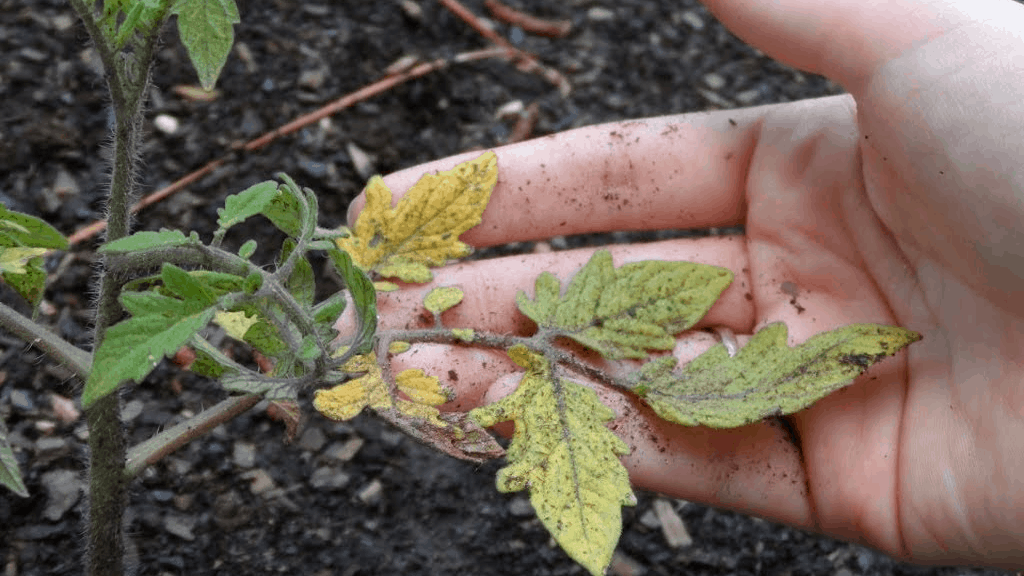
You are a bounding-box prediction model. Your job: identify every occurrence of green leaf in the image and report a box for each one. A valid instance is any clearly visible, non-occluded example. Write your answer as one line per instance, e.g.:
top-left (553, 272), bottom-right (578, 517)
top-left (187, 270), bottom-right (246, 296)
top-left (328, 248), bottom-right (377, 354)
top-left (99, 229), bottom-right (193, 253)
top-left (336, 152), bottom-right (497, 282)
top-left (0, 420), bottom-right (28, 498)
top-left (517, 249), bottom-right (734, 360)
top-left (84, 292), bottom-right (217, 408)
top-left (161, 263), bottom-right (218, 306)
top-left (630, 322), bottom-right (922, 428)
top-left (423, 286), bottom-right (464, 315)
top-left (0, 204), bottom-right (68, 249)
top-left (280, 239), bottom-right (314, 308)
top-left (312, 293), bottom-right (346, 325)
top-left (217, 180), bottom-right (278, 231)
top-left (242, 317), bottom-right (289, 356)
top-left (263, 186), bottom-right (304, 238)
top-left (172, 0), bottom-right (240, 90)
top-left (470, 345), bottom-right (635, 576)
top-left (238, 239), bottom-right (257, 260)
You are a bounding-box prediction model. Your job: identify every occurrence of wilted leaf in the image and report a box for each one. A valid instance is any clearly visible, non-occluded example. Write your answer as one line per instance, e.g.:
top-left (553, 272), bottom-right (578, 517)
top-left (336, 151), bottom-right (497, 282)
top-left (470, 345), bottom-right (635, 576)
top-left (423, 286), bottom-right (464, 315)
top-left (630, 322), bottom-right (921, 427)
top-left (517, 249), bottom-right (733, 359)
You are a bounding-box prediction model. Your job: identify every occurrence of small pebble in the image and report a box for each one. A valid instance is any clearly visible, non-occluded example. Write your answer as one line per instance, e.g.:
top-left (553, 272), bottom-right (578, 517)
top-left (163, 514), bottom-right (196, 541)
top-left (357, 479), bottom-right (382, 504)
top-left (680, 10), bottom-right (705, 30)
top-left (153, 114), bottom-right (179, 135)
top-left (587, 7), bottom-right (615, 21)
top-left (309, 466), bottom-right (351, 490)
top-left (322, 438), bottom-right (364, 462)
top-left (233, 442), bottom-right (256, 468)
top-left (297, 426), bottom-right (327, 453)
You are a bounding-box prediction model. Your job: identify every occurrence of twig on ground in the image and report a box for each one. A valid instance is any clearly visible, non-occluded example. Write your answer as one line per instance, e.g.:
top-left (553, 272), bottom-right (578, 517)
top-left (66, 47), bottom-right (508, 246)
top-left (505, 101), bottom-right (540, 143)
top-left (438, 0), bottom-right (571, 96)
top-left (484, 0), bottom-right (572, 38)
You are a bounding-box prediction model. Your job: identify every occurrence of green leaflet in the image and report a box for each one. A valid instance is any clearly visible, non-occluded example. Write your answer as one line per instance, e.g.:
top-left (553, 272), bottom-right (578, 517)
top-left (171, 0), bottom-right (239, 90)
top-left (517, 249), bottom-right (734, 359)
top-left (328, 248), bottom-right (377, 354)
top-left (0, 204), bottom-right (67, 249)
top-left (216, 180), bottom-right (279, 231)
top-left (0, 421), bottom-right (28, 497)
top-left (83, 266), bottom-right (220, 408)
top-left (630, 322), bottom-right (922, 428)
top-left (470, 345), bottom-right (635, 576)
top-left (99, 229), bottom-right (195, 253)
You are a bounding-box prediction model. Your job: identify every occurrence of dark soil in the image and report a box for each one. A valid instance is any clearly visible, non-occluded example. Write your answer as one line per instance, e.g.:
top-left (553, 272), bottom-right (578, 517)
top-left (0, 1), bottom-right (1015, 575)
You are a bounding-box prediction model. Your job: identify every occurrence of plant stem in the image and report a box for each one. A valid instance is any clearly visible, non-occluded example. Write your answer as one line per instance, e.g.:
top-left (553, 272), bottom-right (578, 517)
top-left (124, 394), bottom-right (262, 478)
top-left (67, 3), bottom-right (169, 574)
top-left (0, 301), bottom-right (91, 379)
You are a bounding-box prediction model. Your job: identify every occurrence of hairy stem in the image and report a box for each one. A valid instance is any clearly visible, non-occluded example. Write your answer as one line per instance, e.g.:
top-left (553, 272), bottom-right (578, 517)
top-left (0, 301), bottom-right (92, 379)
top-left (125, 394), bottom-right (262, 478)
top-left (66, 2), bottom-right (171, 574)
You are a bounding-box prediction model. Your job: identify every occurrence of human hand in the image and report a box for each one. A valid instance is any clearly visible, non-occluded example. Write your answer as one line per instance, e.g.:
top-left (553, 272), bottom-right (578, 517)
top-left (344, 0), bottom-right (1024, 568)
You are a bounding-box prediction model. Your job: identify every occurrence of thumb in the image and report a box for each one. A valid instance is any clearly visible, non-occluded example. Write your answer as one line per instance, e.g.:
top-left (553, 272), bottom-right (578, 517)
top-left (699, 0), bottom-right (998, 92)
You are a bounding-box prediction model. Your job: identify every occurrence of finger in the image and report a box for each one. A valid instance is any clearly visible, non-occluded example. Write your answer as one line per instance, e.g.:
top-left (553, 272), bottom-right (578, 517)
top-left (347, 107), bottom-right (776, 245)
top-left (700, 0), bottom-right (978, 91)
top-left (374, 237), bottom-right (754, 336)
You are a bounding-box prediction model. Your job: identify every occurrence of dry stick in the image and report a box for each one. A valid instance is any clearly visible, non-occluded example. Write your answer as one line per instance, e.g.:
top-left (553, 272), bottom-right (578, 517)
top-left (484, 0), bottom-right (572, 38)
top-left (67, 47), bottom-right (509, 246)
top-left (437, 0), bottom-right (571, 96)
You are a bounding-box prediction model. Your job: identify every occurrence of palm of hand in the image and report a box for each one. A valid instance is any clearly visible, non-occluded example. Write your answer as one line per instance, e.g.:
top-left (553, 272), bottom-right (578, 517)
top-left (357, 81), bottom-right (1023, 568)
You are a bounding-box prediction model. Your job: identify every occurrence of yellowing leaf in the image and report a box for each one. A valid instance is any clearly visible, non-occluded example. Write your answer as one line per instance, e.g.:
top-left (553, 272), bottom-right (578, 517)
top-left (314, 353), bottom-right (449, 428)
top-left (312, 380), bottom-right (366, 420)
top-left (471, 345), bottom-right (635, 576)
top-left (374, 281), bottom-right (400, 292)
top-left (336, 152), bottom-right (497, 282)
top-left (423, 286), bottom-right (464, 315)
top-left (214, 310), bottom-right (258, 341)
top-left (630, 322), bottom-right (922, 427)
top-left (388, 340), bottom-right (411, 354)
top-left (517, 249), bottom-right (734, 359)
top-left (451, 328), bottom-right (474, 343)
top-left (0, 247), bottom-right (47, 275)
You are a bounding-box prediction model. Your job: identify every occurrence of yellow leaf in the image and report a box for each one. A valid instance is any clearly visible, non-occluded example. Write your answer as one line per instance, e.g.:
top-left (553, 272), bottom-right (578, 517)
top-left (471, 345), bottom-right (635, 576)
top-left (388, 340), bottom-right (411, 354)
top-left (374, 281), bottom-right (400, 292)
top-left (213, 310), bottom-right (258, 341)
top-left (423, 286), bottom-right (464, 314)
top-left (315, 353), bottom-right (451, 428)
top-left (396, 369), bottom-right (451, 405)
top-left (0, 247), bottom-right (47, 275)
top-left (451, 328), bottom-right (474, 343)
top-left (312, 380), bottom-right (367, 421)
top-left (336, 151), bottom-right (498, 282)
